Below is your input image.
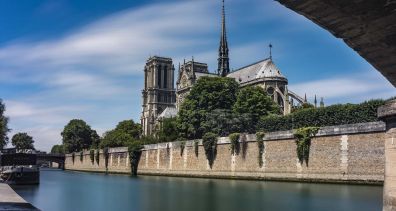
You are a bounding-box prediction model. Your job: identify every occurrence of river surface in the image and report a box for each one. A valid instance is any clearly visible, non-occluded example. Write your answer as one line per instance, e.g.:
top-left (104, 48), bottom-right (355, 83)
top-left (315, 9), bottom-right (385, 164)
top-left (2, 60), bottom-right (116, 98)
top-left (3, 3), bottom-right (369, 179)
top-left (12, 169), bottom-right (382, 211)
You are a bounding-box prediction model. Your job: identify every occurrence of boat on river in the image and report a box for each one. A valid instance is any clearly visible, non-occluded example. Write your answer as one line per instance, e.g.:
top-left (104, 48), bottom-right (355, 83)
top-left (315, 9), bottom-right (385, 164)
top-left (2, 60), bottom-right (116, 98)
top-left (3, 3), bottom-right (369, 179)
top-left (0, 149), bottom-right (40, 185)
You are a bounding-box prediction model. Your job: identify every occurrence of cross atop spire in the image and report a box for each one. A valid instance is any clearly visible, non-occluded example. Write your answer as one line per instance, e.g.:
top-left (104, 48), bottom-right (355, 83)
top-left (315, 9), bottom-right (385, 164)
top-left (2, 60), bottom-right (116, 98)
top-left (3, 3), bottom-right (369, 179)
top-left (218, 0), bottom-right (230, 77)
top-left (269, 43), bottom-right (273, 60)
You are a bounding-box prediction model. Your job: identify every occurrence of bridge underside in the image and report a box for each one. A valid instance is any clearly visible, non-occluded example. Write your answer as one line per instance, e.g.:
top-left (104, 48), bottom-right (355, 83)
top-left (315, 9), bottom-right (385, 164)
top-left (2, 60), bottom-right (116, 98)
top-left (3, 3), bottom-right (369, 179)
top-left (276, 0), bottom-right (396, 87)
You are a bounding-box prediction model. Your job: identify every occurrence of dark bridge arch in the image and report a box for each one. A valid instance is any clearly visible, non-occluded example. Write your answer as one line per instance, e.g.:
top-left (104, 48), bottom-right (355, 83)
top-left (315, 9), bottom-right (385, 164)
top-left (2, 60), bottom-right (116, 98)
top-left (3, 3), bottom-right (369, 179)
top-left (276, 0), bottom-right (396, 87)
top-left (37, 154), bottom-right (65, 170)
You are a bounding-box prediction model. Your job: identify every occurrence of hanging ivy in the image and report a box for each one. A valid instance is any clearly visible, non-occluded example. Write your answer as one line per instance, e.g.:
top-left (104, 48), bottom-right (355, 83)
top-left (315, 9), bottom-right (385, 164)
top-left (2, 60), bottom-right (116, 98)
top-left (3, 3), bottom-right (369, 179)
top-left (104, 147), bottom-right (109, 171)
top-left (80, 151), bottom-right (84, 162)
top-left (241, 133), bottom-right (248, 159)
top-left (89, 149), bottom-right (95, 164)
top-left (95, 149), bottom-right (100, 165)
top-left (128, 142), bottom-right (143, 176)
top-left (176, 137), bottom-right (187, 157)
top-left (229, 133), bottom-right (240, 155)
top-left (180, 141), bottom-right (186, 156)
top-left (72, 152), bottom-right (75, 164)
top-left (294, 127), bottom-right (320, 166)
top-left (194, 141), bottom-right (199, 157)
top-left (256, 132), bottom-right (265, 168)
top-left (202, 132), bottom-right (217, 169)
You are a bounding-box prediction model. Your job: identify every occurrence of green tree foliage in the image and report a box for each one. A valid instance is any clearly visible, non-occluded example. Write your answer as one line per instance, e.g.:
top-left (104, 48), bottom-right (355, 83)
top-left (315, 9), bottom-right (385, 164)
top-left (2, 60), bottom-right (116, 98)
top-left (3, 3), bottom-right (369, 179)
top-left (233, 86), bottom-right (280, 122)
top-left (157, 117), bottom-right (178, 143)
top-left (114, 120), bottom-right (141, 139)
top-left (258, 99), bottom-right (385, 132)
top-left (99, 120), bottom-right (142, 148)
top-left (51, 144), bottom-right (65, 154)
top-left (100, 129), bottom-right (134, 148)
top-left (229, 133), bottom-right (240, 155)
top-left (178, 77), bottom-right (239, 139)
top-left (0, 99), bottom-right (10, 149)
top-left (11, 132), bottom-right (34, 150)
top-left (61, 119), bottom-right (99, 153)
top-left (200, 109), bottom-right (253, 137)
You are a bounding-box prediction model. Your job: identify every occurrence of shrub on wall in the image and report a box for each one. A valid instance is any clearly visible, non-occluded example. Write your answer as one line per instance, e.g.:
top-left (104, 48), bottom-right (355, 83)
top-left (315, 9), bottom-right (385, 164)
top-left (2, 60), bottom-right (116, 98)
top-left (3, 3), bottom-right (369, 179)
top-left (95, 149), bottom-right (100, 165)
top-left (256, 132), bottom-right (265, 168)
top-left (72, 152), bottom-right (75, 164)
top-left (294, 127), bottom-right (320, 166)
top-left (89, 149), bottom-right (95, 164)
top-left (194, 141), bottom-right (199, 157)
top-left (241, 133), bottom-right (248, 159)
top-left (258, 99), bottom-right (385, 132)
top-left (229, 133), bottom-right (240, 155)
top-left (104, 147), bottom-right (109, 171)
top-left (80, 151), bottom-right (84, 162)
top-left (176, 137), bottom-right (186, 156)
top-left (202, 132), bottom-right (217, 168)
top-left (127, 142), bottom-right (143, 176)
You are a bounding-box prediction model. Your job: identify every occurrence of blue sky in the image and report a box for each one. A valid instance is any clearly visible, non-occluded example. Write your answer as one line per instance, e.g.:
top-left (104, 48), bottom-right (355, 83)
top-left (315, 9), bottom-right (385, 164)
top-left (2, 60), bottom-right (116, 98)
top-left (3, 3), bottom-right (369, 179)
top-left (0, 0), bottom-right (394, 151)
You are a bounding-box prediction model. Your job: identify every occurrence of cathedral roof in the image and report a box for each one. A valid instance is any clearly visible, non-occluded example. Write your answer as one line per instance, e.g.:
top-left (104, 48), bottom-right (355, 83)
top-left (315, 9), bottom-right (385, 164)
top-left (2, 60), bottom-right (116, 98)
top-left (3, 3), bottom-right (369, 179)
top-left (227, 58), bottom-right (286, 84)
top-left (157, 106), bottom-right (178, 119)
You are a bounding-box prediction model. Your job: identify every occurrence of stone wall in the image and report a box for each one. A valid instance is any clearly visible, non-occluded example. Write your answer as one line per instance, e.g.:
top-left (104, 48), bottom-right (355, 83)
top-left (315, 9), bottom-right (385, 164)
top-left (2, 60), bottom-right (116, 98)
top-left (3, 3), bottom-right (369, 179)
top-left (65, 122), bottom-right (386, 184)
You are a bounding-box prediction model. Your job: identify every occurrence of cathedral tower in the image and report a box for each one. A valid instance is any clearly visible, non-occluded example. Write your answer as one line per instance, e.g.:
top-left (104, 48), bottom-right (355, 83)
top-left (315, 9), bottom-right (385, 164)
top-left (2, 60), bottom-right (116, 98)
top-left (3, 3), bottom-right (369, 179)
top-left (218, 0), bottom-right (230, 77)
top-left (141, 56), bottom-right (176, 136)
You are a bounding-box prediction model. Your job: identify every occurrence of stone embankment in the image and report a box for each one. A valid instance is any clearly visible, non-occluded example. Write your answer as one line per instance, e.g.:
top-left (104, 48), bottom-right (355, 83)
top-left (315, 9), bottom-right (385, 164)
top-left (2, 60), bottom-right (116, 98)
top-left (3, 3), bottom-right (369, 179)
top-left (65, 122), bottom-right (386, 184)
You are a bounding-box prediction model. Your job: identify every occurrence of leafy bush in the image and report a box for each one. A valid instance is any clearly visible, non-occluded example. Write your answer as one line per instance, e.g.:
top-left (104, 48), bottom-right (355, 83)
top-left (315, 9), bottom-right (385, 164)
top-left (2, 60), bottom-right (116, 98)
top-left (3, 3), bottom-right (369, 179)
top-left (95, 150), bottom-right (100, 165)
top-left (194, 141), bottom-right (199, 157)
top-left (202, 132), bottom-right (217, 168)
top-left (127, 142), bottom-right (143, 176)
top-left (90, 149), bottom-right (95, 164)
top-left (229, 133), bottom-right (240, 155)
top-left (104, 148), bottom-right (109, 171)
top-left (72, 152), bottom-right (75, 164)
top-left (256, 132), bottom-right (265, 167)
top-left (80, 151), bottom-right (84, 162)
top-left (258, 100), bottom-right (385, 132)
top-left (294, 127), bottom-right (319, 166)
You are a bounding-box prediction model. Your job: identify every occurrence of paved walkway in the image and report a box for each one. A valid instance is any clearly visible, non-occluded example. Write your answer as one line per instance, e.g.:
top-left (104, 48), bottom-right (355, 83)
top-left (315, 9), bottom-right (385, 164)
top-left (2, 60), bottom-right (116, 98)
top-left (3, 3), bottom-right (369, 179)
top-left (0, 183), bottom-right (39, 210)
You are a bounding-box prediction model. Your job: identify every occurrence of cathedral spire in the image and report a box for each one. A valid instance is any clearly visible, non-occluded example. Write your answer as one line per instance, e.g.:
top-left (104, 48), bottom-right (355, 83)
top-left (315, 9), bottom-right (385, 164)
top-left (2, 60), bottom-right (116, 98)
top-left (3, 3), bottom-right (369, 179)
top-left (218, 0), bottom-right (230, 77)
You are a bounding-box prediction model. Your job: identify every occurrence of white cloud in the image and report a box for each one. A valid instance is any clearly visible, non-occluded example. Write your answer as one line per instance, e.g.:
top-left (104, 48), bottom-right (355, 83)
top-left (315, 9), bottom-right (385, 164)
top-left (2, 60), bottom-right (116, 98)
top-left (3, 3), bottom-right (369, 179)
top-left (289, 71), bottom-right (395, 104)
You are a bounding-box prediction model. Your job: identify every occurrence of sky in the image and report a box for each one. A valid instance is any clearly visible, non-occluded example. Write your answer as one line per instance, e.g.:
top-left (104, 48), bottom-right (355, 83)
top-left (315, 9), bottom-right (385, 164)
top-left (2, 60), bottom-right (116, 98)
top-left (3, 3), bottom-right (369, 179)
top-left (0, 0), bottom-right (394, 152)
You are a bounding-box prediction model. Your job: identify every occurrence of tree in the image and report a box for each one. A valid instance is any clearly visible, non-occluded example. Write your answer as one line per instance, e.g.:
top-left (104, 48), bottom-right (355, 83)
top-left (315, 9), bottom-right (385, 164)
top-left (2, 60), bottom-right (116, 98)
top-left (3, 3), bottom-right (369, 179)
top-left (0, 99), bottom-right (10, 149)
top-left (233, 86), bottom-right (280, 122)
top-left (99, 120), bottom-right (142, 148)
top-left (11, 133), bottom-right (34, 150)
top-left (157, 117), bottom-right (178, 143)
top-left (178, 77), bottom-right (239, 139)
top-left (61, 119), bottom-right (99, 153)
top-left (113, 120), bottom-right (141, 139)
top-left (100, 129), bottom-right (134, 148)
top-left (51, 144), bottom-right (65, 154)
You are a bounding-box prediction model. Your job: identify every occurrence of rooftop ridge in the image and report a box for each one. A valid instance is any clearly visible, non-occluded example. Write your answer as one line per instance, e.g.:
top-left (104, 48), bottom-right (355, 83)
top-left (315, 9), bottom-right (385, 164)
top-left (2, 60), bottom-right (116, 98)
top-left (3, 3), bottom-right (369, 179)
top-left (229, 57), bottom-right (271, 74)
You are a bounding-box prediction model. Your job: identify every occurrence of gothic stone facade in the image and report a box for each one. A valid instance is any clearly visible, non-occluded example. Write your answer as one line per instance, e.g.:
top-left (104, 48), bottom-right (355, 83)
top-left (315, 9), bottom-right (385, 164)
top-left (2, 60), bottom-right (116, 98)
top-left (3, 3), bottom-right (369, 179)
top-left (141, 56), bottom-right (176, 136)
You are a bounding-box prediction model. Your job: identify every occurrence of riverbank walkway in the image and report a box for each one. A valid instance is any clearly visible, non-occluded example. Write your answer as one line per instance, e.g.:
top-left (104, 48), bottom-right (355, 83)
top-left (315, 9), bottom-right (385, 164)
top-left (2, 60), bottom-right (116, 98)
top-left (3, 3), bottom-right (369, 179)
top-left (0, 183), bottom-right (39, 210)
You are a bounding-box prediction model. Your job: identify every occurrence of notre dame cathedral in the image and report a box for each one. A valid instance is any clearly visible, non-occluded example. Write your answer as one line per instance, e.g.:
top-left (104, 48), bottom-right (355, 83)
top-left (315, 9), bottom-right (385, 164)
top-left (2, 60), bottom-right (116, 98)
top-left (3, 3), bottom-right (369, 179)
top-left (141, 0), bottom-right (308, 136)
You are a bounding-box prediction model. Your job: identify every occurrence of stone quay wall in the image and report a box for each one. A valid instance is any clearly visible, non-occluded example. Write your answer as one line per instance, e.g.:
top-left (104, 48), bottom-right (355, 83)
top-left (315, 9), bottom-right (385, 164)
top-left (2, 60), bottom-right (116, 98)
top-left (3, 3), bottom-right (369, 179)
top-left (65, 122), bottom-right (386, 184)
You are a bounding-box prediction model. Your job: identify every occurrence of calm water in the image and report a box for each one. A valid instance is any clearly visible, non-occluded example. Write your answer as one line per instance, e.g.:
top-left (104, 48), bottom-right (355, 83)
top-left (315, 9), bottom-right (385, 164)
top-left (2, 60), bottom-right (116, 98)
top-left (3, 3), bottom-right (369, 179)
top-left (12, 169), bottom-right (382, 211)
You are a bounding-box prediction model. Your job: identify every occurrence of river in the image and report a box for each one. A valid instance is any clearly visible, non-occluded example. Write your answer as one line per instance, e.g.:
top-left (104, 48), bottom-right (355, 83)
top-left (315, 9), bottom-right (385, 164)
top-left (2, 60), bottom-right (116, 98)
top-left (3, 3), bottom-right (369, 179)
top-left (11, 169), bottom-right (382, 211)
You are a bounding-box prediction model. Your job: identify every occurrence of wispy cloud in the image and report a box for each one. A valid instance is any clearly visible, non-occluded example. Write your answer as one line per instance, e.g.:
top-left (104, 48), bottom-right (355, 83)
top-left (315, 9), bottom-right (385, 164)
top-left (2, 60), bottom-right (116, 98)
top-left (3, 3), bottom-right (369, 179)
top-left (289, 70), bottom-right (395, 104)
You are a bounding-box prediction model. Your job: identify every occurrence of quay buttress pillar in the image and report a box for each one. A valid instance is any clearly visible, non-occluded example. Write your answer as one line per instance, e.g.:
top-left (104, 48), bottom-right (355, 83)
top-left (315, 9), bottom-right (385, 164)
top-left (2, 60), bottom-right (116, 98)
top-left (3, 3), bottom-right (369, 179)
top-left (379, 100), bottom-right (396, 211)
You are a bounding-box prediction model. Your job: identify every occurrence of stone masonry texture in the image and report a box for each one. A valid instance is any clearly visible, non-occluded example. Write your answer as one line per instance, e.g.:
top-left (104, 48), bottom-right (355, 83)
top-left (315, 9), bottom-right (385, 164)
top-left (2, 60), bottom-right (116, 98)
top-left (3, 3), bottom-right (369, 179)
top-left (65, 122), bottom-right (386, 184)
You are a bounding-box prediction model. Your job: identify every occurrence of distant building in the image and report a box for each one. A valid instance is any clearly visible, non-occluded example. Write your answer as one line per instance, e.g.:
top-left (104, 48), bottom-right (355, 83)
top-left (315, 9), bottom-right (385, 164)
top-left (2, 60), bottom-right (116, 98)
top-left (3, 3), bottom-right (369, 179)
top-left (141, 0), bottom-right (306, 136)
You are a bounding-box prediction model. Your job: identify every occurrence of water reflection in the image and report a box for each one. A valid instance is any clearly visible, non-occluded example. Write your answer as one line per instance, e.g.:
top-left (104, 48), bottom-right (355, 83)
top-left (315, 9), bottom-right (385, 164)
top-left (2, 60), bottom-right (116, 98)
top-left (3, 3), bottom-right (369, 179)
top-left (13, 170), bottom-right (382, 211)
